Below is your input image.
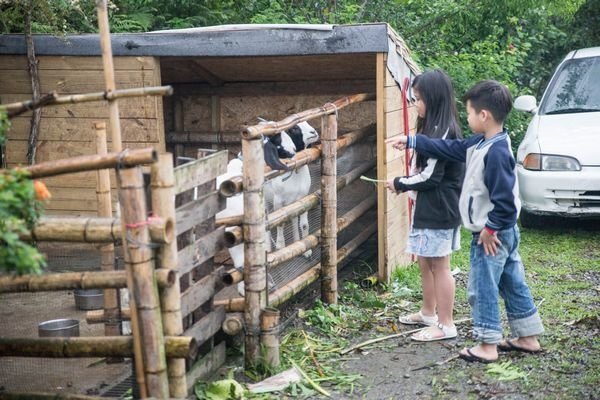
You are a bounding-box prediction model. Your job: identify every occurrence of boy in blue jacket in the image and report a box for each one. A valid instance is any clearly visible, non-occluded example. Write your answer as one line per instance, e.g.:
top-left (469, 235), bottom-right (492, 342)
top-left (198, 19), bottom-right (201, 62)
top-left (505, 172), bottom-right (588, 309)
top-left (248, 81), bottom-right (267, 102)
top-left (386, 80), bottom-right (544, 363)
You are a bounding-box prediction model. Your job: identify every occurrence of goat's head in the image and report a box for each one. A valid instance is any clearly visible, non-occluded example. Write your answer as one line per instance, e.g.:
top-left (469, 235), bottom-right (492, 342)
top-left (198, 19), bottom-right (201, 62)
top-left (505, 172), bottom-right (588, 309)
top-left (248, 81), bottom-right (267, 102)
top-left (263, 130), bottom-right (296, 171)
top-left (287, 121), bottom-right (320, 151)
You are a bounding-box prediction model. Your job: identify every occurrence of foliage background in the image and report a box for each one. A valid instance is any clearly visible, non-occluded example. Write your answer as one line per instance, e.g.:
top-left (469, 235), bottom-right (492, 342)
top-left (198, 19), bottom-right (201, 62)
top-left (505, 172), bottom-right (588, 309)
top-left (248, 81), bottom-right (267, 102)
top-left (1, 0), bottom-right (598, 145)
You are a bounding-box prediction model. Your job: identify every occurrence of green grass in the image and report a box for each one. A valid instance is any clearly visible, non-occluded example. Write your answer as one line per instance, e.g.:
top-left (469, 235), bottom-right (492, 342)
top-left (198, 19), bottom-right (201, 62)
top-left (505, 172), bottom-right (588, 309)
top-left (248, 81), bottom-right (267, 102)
top-left (204, 224), bottom-right (600, 399)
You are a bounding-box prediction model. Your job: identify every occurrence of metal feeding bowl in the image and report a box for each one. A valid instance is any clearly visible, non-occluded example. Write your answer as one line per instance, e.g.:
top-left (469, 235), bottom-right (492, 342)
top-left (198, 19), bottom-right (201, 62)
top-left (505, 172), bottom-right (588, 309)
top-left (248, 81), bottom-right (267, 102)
top-left (73, 288), bottom-right (104, 310)
top-left (38, 318), bottom-right (80, 337)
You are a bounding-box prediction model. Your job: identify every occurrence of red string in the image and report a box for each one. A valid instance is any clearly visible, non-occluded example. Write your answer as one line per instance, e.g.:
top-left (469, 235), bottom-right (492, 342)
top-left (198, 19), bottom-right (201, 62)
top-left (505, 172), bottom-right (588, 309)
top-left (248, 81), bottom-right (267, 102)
top-left (125, 212), bottom-right (160, 229)
top-left (401, 77), bottom-right (414, 225)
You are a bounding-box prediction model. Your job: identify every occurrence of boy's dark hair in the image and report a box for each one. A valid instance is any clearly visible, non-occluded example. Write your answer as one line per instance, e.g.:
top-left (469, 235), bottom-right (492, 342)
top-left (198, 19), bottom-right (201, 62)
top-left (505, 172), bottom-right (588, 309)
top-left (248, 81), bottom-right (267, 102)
top-left (462, 80), bottom-right (513, 123)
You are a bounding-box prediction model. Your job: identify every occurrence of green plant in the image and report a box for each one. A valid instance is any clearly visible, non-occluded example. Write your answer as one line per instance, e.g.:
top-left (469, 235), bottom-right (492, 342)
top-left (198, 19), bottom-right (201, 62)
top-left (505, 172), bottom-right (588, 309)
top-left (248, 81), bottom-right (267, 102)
top-left (486, 361), bottom-right (529, 381)
top-left (0, 111), bottom-right (47, 275)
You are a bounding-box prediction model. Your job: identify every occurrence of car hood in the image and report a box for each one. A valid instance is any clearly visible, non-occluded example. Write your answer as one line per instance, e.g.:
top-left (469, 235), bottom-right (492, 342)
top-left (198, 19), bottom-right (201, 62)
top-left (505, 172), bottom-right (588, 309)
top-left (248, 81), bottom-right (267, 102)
top-left (536, 112), bottom-right (600, 165)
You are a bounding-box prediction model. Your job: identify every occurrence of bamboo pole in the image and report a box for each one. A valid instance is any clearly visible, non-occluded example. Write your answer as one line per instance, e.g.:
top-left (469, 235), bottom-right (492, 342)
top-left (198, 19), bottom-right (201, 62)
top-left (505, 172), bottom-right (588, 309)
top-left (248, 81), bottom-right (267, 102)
top-left (166, 130), bottom-right (240, 145)
top-left (87, 307), bottom-right (131, 324)
top-left (17, 147), bottom-right (157, 179)
top-left (222, 313), bottom-right (244, 336)
top-left (223, 226), bottom-right (243, 247)
top-left (24, 9), bottom-right (41, 165)
top-left (321, 113), bottom-right (338, 305)
top-left (20, 215), bottom-right (173, 244)
top-left (0, 336), bottom-right (196, 359)
top-left (94, 122), bottom-right (121, 350)
top-left (0, 269), bottom-right (175, 293)
top-left (219, 124), bottom-right (375, 197)
top-left (243, 93), bottom-right (375, 139)
top-left (150, 153), bottom-right (187, 399)
top-left (2, 86), bottom-right (173, 118)
top-left (242, 136), bottom-right (267, 368)
top-left (117, 166), bottom-right (169, 398)
top-left (222, 268), bottom-right (243, 286)
top-left (260, 307), bottom-right (280, 368)
top-left (97, 0), bottom-right (122, 153)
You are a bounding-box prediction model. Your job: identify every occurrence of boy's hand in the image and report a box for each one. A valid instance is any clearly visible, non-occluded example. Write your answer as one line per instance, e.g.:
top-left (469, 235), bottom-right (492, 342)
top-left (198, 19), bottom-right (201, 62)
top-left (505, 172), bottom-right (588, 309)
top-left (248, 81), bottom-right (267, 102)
top-left (385, 179), bottom-right (399, 194)
top-left (385, 136), bottom-right (408, 150)
top-left (478, 229), bottom-right (502, 256)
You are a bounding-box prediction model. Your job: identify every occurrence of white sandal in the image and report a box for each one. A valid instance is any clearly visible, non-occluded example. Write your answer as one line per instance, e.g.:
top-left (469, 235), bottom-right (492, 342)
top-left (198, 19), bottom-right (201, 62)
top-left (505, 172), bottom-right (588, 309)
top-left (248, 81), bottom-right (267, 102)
top-left (411, 323), bottom-right (457, 342)
top-left (398, 311), bottom-right (438, 326)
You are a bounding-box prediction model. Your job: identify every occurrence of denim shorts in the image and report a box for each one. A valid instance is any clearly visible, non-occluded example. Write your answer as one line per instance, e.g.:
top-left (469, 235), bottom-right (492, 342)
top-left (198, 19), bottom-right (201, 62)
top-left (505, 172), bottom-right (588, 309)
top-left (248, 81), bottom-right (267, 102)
top-left (406, 227), bottom-right (461, 257)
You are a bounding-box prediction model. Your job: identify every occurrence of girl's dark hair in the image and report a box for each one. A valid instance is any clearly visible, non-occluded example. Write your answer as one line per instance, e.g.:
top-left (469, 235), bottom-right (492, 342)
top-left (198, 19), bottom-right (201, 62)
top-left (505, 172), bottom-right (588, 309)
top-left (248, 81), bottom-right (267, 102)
top-left (412, 69), bottom-right (462, 169)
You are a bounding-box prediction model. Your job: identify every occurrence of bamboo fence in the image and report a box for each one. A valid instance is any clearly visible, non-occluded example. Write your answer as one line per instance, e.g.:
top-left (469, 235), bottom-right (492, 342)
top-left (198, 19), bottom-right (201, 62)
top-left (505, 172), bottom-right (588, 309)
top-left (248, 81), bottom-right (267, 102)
top-left (237, 93), bottom-right (375, 366)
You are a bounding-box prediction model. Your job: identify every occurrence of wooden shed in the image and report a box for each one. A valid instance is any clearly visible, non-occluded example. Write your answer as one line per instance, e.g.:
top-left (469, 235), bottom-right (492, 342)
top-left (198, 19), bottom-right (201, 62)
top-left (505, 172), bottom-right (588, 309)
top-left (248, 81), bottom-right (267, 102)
top-left (0, 22), bottom-right (419, 282)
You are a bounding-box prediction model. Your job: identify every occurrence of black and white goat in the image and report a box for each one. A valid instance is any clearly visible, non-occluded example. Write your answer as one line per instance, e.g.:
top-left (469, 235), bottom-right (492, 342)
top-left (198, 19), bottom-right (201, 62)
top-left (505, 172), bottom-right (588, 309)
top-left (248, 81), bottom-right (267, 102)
top-left (266, 121), bottom-right (319, 257)
top-left (216, 128), bottom-right (299, 295)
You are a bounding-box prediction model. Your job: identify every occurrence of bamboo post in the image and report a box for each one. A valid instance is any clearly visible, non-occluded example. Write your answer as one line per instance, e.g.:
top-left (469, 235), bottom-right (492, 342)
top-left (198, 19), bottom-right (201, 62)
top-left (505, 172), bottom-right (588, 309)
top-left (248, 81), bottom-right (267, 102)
top-left (97, 0), bottom-right (122, 153)
top-left (150, 153), bottom-right (187, 398)
top-left (321, 113), bottom-right (338, 305)
top-left (260, 308), bottom-right (280, 369)
top-left (242, 135), bottom-right (267, 368)
top-left (94, 122), bottom-right (121, 344)
top-left (117, 166), bottom-right (169, 398)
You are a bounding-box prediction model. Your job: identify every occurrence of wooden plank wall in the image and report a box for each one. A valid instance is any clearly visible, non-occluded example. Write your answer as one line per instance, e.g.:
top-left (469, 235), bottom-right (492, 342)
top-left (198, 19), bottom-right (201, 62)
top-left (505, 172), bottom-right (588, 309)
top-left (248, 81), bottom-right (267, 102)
top-left (377, 53), bottom-right (417, 282)
top-left (0, 55), bottom-right (166, 215)
top-left (165, 84), bottom-right (376, 159)
top-left (172, 151), bottom-right (228, 389)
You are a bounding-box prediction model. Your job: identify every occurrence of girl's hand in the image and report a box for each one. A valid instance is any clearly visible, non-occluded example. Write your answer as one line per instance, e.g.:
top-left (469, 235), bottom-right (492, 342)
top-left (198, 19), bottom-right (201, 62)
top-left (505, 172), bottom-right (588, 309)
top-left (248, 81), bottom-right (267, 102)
top-left (478, 229), bottom-right (502, 256)
top-left (385, 179), bottom-right (399, 194)
top-left (385, 136), bottom-right (408, 150)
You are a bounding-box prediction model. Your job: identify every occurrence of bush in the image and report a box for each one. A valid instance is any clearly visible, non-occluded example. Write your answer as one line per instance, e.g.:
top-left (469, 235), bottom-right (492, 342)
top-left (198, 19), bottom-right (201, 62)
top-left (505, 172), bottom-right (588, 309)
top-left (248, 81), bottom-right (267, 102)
top-left (0, 112), bottom-right (47, 275)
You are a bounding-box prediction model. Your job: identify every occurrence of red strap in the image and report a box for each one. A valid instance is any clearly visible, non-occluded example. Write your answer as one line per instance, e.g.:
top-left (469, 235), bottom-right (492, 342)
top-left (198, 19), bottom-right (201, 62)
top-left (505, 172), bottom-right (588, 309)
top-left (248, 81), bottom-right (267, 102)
top-left (401, 77), bottom-right (413, 224)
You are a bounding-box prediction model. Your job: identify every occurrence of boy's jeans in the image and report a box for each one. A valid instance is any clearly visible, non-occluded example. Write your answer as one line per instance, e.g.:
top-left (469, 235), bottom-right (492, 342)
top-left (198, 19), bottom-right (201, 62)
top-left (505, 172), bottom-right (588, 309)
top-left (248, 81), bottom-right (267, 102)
top-left (468, 225), bottom-right (544, 344)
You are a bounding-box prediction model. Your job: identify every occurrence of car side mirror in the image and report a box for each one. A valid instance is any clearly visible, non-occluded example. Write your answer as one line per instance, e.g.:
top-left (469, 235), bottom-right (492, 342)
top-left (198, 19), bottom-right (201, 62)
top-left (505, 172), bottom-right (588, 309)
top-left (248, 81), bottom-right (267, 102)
top-left (514, 95), bottom-right (538, 114)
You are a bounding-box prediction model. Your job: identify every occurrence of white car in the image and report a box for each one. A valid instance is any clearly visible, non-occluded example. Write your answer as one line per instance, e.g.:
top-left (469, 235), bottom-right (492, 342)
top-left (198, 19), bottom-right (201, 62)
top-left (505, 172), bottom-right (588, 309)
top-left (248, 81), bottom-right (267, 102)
top-left (514, 46), bottom-right (600, 227)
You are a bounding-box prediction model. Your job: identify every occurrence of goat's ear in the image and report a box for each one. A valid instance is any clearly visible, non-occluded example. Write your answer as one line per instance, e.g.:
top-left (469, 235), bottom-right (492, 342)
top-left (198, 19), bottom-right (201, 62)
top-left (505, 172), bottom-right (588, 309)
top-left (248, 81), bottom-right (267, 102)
top-left (264, 140), bottom-right (290, 171)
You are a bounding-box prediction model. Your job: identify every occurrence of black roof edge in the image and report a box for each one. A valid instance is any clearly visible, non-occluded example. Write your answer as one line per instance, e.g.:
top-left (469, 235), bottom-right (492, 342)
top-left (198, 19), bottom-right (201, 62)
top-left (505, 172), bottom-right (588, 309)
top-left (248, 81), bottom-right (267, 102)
top-left (0, 23), bottom-right (389, 57)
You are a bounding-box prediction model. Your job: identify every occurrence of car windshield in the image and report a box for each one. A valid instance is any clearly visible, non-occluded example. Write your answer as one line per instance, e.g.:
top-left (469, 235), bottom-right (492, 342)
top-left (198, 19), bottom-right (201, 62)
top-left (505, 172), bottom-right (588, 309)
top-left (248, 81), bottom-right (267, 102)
top-left (541, 56), bottom-right (600, 115)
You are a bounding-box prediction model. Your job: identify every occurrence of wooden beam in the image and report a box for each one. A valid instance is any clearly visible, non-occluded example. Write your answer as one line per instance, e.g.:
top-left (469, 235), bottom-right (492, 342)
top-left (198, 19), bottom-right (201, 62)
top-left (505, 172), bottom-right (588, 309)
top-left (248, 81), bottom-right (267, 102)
top-left (190, 60), bottom-right (224, 87)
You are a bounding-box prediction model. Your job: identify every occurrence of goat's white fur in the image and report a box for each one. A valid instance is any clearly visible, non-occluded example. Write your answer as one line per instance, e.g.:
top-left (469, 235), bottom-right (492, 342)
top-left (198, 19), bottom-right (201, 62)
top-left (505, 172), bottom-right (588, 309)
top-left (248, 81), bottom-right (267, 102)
top-left (265, 121), bottom-right (320, 257)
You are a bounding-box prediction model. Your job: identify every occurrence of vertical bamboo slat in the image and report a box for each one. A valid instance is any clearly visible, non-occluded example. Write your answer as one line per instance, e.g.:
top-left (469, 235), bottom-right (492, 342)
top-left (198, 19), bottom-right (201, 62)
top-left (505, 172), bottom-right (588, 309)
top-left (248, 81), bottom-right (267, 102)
top-left (96, 0), bottom-right (144, 394)
top-left (173, 100), bottom-right (184, 162)
top-left (94, 123), bottom-right (121, 344)
top-left (242, 137), bottom-right (267, 367)
top-left (321, 114), bottom-right (338, 304)
top-left (117, 166), bottom-right (169, 398)
top-left (150, 153), bottom-right (187, 398)
top-left (97, 0), bottom-right (122, 153)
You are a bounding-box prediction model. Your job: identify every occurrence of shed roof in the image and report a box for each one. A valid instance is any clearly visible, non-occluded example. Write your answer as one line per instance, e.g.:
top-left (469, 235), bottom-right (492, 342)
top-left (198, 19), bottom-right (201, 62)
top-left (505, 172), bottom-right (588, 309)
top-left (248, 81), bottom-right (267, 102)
top-left (0, 23), bottom-right (390, 57)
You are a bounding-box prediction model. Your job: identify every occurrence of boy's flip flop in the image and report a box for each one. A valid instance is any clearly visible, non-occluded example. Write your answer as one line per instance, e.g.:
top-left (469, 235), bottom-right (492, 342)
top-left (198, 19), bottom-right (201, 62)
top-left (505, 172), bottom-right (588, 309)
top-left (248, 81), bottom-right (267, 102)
top-left (458, 348), bottom-right (497, 364)
top-left (498, 339), bottom-right (542, 354)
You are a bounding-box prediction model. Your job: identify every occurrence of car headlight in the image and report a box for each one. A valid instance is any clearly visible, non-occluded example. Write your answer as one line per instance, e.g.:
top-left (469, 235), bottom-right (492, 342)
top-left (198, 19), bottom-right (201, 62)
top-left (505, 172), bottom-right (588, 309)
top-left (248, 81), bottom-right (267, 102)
top-left (522, 153), bottom-right (581, 171)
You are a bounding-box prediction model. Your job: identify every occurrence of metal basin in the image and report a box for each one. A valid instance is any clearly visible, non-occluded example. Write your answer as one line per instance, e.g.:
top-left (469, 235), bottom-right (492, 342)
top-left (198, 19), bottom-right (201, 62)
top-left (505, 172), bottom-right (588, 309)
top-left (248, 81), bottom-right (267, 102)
top-left (74, 288), bottom-right (104, 310)
top-left (38, 318), bottom-right (80, 337)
